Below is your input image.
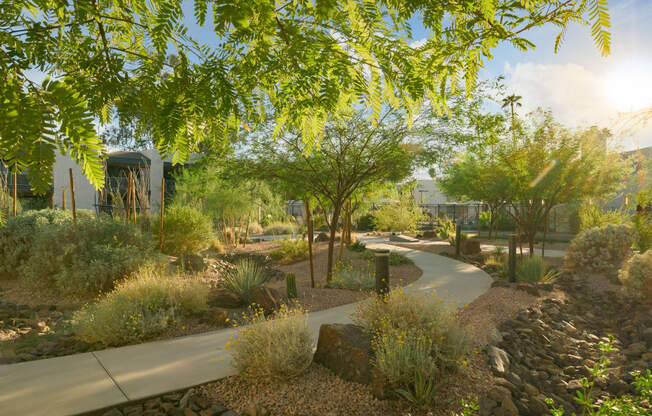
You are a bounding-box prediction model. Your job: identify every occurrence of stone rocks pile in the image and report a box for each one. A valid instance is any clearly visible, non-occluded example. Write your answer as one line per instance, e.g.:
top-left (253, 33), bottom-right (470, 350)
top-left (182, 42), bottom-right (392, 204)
top-left (101, 388), bottom-right (240, 416)
top-left (479, 281), bottom-right (652, 416)
top-left (0, 300), bottom-right (88, 363)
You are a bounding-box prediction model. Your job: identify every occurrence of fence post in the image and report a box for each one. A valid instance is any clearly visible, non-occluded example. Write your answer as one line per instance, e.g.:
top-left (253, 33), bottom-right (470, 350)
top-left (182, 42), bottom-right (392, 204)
top-left (12, 171), bottom-right (17, 216)
top-left (159, 177), bottom-right (165, 251)
top-left (455, 221), bottom-right (462, 258)
top-left (375, 249), bottom-right (390, 298)
top-left (68, 168), bottom-right (76, 220)
top-left (62, 188), bottom-right (66, 211)
top-left (508, 233), bottom-right (517, 282)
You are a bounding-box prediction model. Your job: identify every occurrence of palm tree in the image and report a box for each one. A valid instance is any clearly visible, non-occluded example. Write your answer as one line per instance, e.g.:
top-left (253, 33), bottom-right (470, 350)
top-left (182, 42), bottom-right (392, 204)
top-left (501, 94), bottom-right (522, 146)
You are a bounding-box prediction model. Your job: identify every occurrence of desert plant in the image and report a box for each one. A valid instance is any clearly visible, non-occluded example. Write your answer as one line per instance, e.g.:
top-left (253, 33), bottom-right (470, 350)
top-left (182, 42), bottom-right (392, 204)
top-left (230, 305), bottom-right (313, 382)
top-left (361, 249), bottom-right (412, 266)
top-left (286, 273), bottom-right (297, 299)
top-left (619, 250), bottom-right (652, 302)
top-left (632, 213), bottom-right (651, 253)
top-left (372, 184), bottom-right (425, 232)
top-left (517, 255), bottom-right (560, 283)
top-left (223, 258), bottom-right (268, 297)
top-left (74, 269), bottom-right (209, 346)
top-left (353, 289), bottom-right (468, 405)
top-left (154, 205), bottom-right (213, 256)
top-left (263, 221), bottom-right (299, 235)
top-left (348, 239), bottom-right (367, 252)
top-left (356, 213), bottom-right (375, 231)
top-left (578, 201), bottom-right (630, 232)
top-left (19, 216), bottom-right (155, 296)
top-left (209, 238), bottom-right (225, 254)
top-left (566, 224), bottom-right (634, 277)
top-left (269, 238), bottom-right (309, 264)
top-left (326, 260), bottom-right (375, 290)
top-left (247, 221), bottom-right (264, 235)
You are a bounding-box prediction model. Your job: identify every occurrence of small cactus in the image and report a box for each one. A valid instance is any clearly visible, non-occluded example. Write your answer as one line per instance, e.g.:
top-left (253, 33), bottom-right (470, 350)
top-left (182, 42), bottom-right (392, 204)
top-left (286, 273), bottom-right (297, 299)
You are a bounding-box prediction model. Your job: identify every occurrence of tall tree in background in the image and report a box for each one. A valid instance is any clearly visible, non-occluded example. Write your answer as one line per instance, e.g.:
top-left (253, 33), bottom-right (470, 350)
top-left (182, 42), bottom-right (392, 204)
top-left (1, 1), bottom-right (612, 192)
top-left (241, 110), bottom-right (414, 280)
top-left (501, 94), bottom-right (523, 146)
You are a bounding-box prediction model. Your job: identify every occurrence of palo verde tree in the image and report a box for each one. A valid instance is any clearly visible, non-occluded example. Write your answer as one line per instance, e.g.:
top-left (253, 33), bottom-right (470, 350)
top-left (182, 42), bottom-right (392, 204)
top-left (499, 110), bottom-right (627, 255)
top-left (242, 109), bottom-right (415, 280)
top-left (2, 1), bottom-right (611, 193)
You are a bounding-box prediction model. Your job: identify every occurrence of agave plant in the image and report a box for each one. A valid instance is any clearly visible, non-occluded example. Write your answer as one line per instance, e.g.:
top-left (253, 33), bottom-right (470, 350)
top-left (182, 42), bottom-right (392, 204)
top-left (223, 258), bottom-right (268, 297)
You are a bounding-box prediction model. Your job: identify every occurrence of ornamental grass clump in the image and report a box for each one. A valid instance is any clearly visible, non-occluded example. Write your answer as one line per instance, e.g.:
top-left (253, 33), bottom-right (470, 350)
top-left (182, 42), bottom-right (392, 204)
top-left (517, 255), bottom-right (560, 283)
top-left (618, 250), bottom-right (652, 302)
top-left (74, 269), bottom-right (209, 346)
top-left (566, 224), bottom-right (634, 276)
top-left (326, 259), bottom-right (375, 290)
top-left (223, 258), bottom-right (267, 297)
top-left (353, 289), bottom-right (469, 406)
top-left (269, 238), bottom-right (309, 264)
top-left (230, 305), bottom-right (312, 382)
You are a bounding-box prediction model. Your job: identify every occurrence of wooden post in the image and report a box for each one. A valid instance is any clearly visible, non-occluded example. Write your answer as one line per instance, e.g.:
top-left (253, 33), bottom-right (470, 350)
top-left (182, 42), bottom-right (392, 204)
top-left (62, 188), bottom-right (66, 211)
top-left (508, 233), bottom-right (517, 282)
top-left (126, 173), bottom-right (132, 222)
top-left (159, 177), bottom-right (165, 251)
top-left (375, 249), bottom-right (390, 298)
top-left (305, 199), bottom-right (315, 288)
top-left (68, 168), bottom-right (76, 219)
top-left (455, 221), bottom-right (462, 258)
top-left (12, 171), bottom-right (17, 216)
top-left (131, 176), bottom-right (137, 225)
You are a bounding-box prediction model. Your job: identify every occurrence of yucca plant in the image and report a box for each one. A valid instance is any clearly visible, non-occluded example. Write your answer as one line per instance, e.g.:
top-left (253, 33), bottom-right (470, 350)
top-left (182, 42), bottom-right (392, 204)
top-left (223, 258), bottom-right (268, 297)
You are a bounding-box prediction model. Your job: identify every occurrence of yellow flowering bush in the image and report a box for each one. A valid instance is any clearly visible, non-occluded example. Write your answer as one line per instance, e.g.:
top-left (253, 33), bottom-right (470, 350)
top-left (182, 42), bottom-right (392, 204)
top-left (231, 305), bottom-right (312, 382)
top-left (353, 289), bottom-right (468, 406)
top-left (74, 269), bottom-right (209, 346)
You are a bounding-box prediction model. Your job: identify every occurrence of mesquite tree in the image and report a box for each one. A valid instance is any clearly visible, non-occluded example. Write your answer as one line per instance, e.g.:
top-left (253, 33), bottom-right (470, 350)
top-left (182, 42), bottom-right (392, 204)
top-left (243, 110), bottom-right (414, 280)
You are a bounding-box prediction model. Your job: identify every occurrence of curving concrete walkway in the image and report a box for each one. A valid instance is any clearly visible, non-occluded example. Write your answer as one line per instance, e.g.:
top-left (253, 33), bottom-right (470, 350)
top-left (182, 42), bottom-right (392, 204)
top-left (0, 240), bottom-right (491, 416)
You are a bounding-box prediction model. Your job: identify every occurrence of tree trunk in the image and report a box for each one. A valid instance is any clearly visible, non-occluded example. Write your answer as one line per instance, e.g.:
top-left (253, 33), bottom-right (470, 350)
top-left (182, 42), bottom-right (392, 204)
top-left (305, 200), bottom-right (315, 288)
top-left (243, 216), bottom-right (250, 248)
top-left (236, 215), bottom-right (244, 247)
top-left (527, 232), bottom-right (535, 257)
top-left (326, 204), bottom-right (342, 281)
top-left (488, 211), bottom-right (495, 240)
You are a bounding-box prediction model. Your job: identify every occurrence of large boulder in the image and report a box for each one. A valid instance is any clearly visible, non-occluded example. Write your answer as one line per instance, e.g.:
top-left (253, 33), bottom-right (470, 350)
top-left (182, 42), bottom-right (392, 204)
top-left (208, 289), bottom-right (242, 309)
top-left (313, 323), bottom-right (390, 399)
top-left (461, 239), bottom-right (482, 255)
top-left (313, 324), bottom-right (374, 384)
top-left (488, 345), bottom-right (510, 375)
top-left (314, 232), bottom-right (329, 242)
top-left (246, 286), bottom-right (283, 314)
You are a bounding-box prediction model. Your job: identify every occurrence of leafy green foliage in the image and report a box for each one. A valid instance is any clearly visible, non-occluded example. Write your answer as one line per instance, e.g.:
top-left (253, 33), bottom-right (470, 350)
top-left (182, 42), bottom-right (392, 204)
top-left (269, 239), bottom-right (309, 265)
top-left (632, 213), bottom-right (651, 253)
top-left (263, 221), bottom-right (301, 236)
top-left (74, 269), bottom-right (208, 346)
top-left (354, 288), bottom-right (468, 406)
top-left (361, 249), bottom-right (413, 266)
top-left (348, 240), bottom-right (366, 252)
top-left (517, 255), bottom-right (559, 283)
top-left (154, 205), bottom-right (213, 256)
top-left (372, 181), bottom-right (425, 232)
top-left (1, 1), bottom-right (612, 192)
top-left (20, 216), bottom-right (155, 296)
top-left (223, 258), bottom-right (268, 298)
top-left (578, 201), bottom-right (630, 232)
top-left (326, 260), bottom-right (375, 290)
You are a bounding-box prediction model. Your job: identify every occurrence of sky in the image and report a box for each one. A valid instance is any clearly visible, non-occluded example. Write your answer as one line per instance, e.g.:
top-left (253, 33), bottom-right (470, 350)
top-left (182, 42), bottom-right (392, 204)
top-left (180, 0), bottom-right (652, 151)
top-left (410, 0), bottom-right (652, 152)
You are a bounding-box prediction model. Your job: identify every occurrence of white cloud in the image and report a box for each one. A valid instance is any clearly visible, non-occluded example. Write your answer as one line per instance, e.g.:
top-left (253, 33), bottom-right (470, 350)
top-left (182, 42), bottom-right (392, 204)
top-left (502, 61), bottom-right (652, 150)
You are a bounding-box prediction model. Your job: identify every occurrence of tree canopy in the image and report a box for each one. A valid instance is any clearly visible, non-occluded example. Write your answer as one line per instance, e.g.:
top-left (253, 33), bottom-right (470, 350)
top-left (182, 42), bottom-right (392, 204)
top-left (1, 0), bottom-right (612, 193)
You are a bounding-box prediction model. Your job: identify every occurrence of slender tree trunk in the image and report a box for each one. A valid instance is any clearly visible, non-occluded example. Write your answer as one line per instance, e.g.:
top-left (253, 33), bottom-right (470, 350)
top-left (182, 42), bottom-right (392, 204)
top-left (236, 215), bottom-right (244, 247)
top-left (489, 210), bottom-right (495, 240)
top-left (305, 200), bottom-right (315, 288)
top-left (243, 216), bottom-right (250, 248)
top-left (326, 204), bottom-right (342, 281)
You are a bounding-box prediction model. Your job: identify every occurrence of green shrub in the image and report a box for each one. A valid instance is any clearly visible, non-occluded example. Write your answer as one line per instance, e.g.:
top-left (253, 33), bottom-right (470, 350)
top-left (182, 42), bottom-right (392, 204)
top-left (263, 221), bottom-right (300, 235)
top-left (223, 258), bottom-right (268, 297)
top-left (632, 213), bottom-right (651, 253)
top-left (578, 201), bottom-right (630, 232)
top-left (326, 260), bottom-right (375, 290)
top-left (348, 239), bottom-right (366, 252)
top-left (247, 221), bottom-right (264, 235)
top-left (360, 249), bottom-right (412, 266)
top-left (269, 238), bottom-right (309, 264)
top-left (619, 250), bottom-right (652, 302)
top-left (154, 205), bottom-right (213, 256)
top-left (74, 269), bottom-right (208, 346)
top-left (566, 224), bottom-right (634, 276)
top-left (20, 216), bottom-right (154, 296)
top-left (0, 189), bottom-right (21, 220)
top-left (517, 255), bottom-right (559, 283)
top-left (356, 213), bottom-right (375, 231)
top-left (437, 215), bottom-right (467, 246)
top-left (230, 305), bottom-right (313, 382)
top-left (353, 289), bottom-right (468, 406)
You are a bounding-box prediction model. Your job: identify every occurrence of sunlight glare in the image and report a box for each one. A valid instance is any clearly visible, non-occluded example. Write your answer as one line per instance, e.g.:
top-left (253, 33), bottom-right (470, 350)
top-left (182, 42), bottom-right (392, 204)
top-left (603, 65), bottom-right (652, 112)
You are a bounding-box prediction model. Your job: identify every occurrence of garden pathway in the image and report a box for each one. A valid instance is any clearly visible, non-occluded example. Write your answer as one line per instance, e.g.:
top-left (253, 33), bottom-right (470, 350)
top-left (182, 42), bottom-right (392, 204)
top-left (0, 241), bottom-right (491, 416)
top-left (386, 237), bottom-right (568, 258)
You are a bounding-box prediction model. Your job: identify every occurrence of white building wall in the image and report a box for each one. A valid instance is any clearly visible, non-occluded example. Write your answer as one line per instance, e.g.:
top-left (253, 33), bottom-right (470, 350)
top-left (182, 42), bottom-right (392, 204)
top-left (53, 151), bottom-right (97, 211)
top-left (414, 179), bottom-right (450, 205)
top-left (141, 149), bottom-right (164, 212)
